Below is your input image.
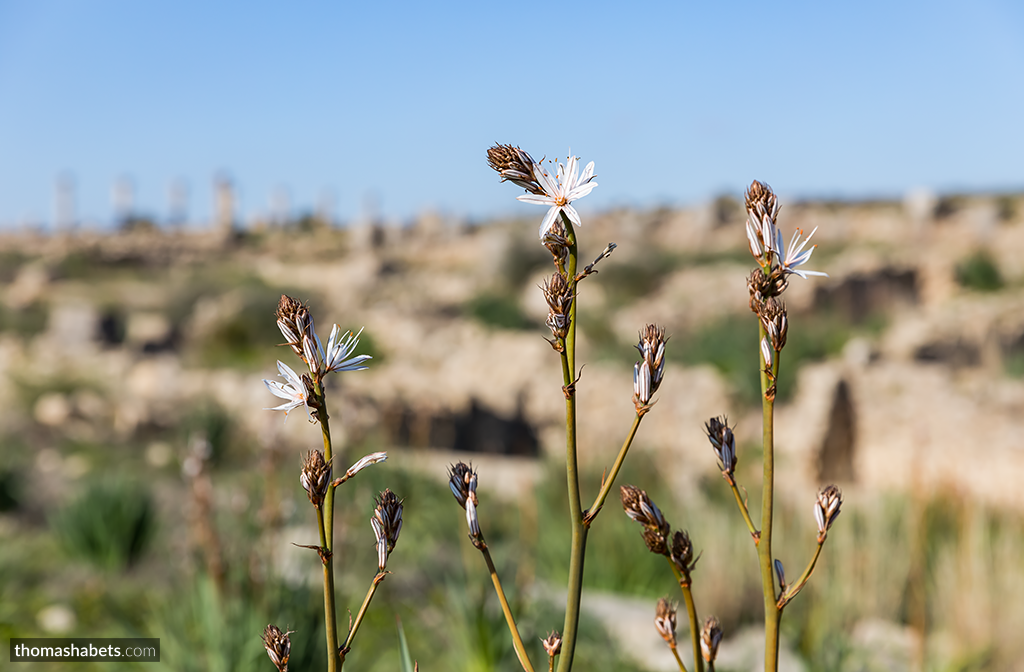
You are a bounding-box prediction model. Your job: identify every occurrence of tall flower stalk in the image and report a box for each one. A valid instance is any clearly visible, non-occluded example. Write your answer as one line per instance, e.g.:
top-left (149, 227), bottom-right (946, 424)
top-left (262, 296), bottom-right (396, 672)
top-left (466, 145), bottom-right (662, 672)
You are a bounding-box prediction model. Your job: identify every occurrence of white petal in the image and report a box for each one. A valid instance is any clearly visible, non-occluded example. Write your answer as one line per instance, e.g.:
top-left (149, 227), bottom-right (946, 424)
top-left (538, 206), bottom-right (560, 239)
top-left (563, 204), bottom-right (582, 229)
top-left (517, 194), bottom-right (556, 206)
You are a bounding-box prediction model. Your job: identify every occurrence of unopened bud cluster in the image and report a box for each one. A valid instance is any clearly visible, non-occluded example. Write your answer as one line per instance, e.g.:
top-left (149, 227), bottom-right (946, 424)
top-left (448, 462), bottom-right (482, 547)
top-left (542, 273), bottom-right (574, 344)
top-left (541, 631), bottom-right (562, 657)
top-left (486, 144), bottom-right (545, 196)
top-left (633, 324), bottom-right (667, 411)
top-left (814, 484), bottom-right (842, 542)
top-left (700, 616), bottom-right (723, 664)
top-left (621, 485), bottom-right (699, 583)
top-left (759, 297), bottom-right (788, 352)
top-left (654, 598), bottom-right (678, 648)
top-left (300, 449), bottom-right (332, 508)
top-left (705, 416), bottom-right (737, 479)
top-left (371, 489), bottom-right (404, 571)
top-left (262, 624), bottom-right (292, 672)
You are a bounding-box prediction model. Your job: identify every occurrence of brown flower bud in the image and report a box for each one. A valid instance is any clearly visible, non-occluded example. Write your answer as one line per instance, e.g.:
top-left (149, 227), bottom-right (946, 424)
top-left (654, 598), bottom-right (678, 647)
top-left (705, 416), bottom-right (737, 477)
top-left (276, 295), bottom-right (314, 360)
top-left (621, 485), bottom-right (671, 555)
top-left (300, 449), bottom-right (332, 508)
top-left (541, 631), bottom-right (562, 657)
top-left (700, 616), bottom-right (723, 663)
top-left (371, 489), bottom-right (404, 571)
top-left (670, 529), bottom-right (698, 579)
top-left (262, 624), bottom-right (292, 672)
top-left (814, 484), bottom-right (842, 541)
top-left (541, 272), bottom-right (574, 341)
top-left (634, 325), bottom-right (667, 409)
top-left (486, 144), bottom-right (545, 196)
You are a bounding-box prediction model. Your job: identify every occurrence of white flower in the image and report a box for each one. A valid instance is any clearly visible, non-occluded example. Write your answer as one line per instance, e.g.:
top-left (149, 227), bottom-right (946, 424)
top-left (263, 360), bottom-right (310, 418)
top-left (324, 325), bottom-right (372, 373)
top-left (516, 154), bottom-right (597, 239)
top-left (777, 226), bottom-right (828, 279)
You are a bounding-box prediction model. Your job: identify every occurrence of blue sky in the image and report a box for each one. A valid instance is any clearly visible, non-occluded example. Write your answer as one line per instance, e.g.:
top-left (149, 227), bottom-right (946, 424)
top-left (0, 1), bottom-right (1022, 229)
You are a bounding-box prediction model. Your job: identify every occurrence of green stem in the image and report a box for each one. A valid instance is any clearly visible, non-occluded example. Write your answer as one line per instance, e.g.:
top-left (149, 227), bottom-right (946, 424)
top-left (668, 560), bottom-right (703, 672)
top-left (558, 213), bottom-right (586, 672)
top-left (480, 543), bottom-right (536, 672)
top-left (728, 479), bottom-right (759, 542)
top-left (585, 414), bottom-right (642, 526)
top-left (670, 645), bottom-right (690, 672)
top-left (778, 541), bottom-right (824, 609)
top-left (318, 388), bottom-right (341, 672)
top-left (757, 326), bottom-right (781, 672)
top-left (340, 571), bottom-right (387, 667)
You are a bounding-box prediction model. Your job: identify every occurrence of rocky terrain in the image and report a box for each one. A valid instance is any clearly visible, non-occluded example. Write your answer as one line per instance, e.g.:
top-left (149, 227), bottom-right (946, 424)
top-left (2, 190), bottom-right (1023, 511)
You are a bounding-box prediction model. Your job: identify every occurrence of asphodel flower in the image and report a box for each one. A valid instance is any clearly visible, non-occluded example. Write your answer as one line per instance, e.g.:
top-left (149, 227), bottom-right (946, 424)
top-left (515, 153), bottom-right (598, 239)
top-left (263, 360), bottom-right (314, 419)
top-left (541, 632), bottom-right (562, 657)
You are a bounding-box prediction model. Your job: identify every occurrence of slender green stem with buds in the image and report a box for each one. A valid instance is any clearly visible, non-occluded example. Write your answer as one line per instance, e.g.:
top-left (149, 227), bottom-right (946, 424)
top-left (558, 213), bottom-right (587, 672)
top-left (668, 561), bottom-right (703, 672)
top-left (585, 414), bottom-right (642, 525)
top-left (317, 388), bottom-right (342, 672)
top-left (778, 541), bottom-right (824, 608)
top-left (757, 324), bottom-right (781, 672)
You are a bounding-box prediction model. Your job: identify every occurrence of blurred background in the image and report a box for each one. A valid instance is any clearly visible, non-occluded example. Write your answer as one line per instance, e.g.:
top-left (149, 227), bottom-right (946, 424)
top-left (1, 2), bottom-right (1023, 671)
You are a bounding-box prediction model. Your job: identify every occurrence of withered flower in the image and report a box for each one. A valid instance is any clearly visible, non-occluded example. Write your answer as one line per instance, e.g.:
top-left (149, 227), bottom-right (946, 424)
top-left (654, 598), bottom-right (678, 647)
top-left (262, 624), bottom-right (292, 672)
top-left (371, 489), bottom-right (404, 571)
top-left (814, 485), bottom-right (842, 541)
top-left (300, 449), bottom-right (332, 508)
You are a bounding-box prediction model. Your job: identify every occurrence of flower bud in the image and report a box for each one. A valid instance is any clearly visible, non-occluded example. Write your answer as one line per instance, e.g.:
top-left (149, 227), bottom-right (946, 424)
top-left (670, 529), bottom-right (698, 579)
top-left (633, 325), bottom-right (667, 409)
top-left (700, 616), bottom-right (723, 663)
top-left (345, 451), bottom-right (387, 480)
top-left (276, 295), bottom-right (314, 361)
top-left (621, 485), bottom-right (671, 555)
top-left (654, 598), bottom-right (678, 647)
top-left (300, 449), bottom-right (332, 508)
top-left (541, 272), bottom-right (574, 341)
top-left (541, 631), bottom-right (562, 657)
top-left (704, 416), bottom-right (737, 477)
top-left (261, 624), bottom-right (292, 672)
top-left (371, 489), bottom-right (404, 571)
top-left (487, 144), bottom-right (545, 196)
top-left (814, 484), bottom-right (842, 541)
